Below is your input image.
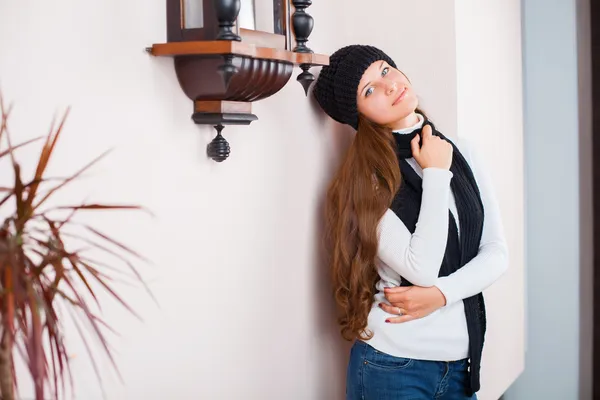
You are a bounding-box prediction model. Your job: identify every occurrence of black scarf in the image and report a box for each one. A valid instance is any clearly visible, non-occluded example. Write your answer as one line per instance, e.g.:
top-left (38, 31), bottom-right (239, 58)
top-left (390, 119), bottom-right (486, 396)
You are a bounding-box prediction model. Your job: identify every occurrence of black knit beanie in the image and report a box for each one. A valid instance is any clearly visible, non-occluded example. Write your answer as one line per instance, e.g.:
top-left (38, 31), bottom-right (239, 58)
top-left (313, 45), bottom-right (397, 130)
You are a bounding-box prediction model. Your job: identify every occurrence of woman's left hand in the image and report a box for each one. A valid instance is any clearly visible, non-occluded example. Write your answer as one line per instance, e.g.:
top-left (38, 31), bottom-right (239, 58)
top-left (380, 286), bottom-right (447, 323)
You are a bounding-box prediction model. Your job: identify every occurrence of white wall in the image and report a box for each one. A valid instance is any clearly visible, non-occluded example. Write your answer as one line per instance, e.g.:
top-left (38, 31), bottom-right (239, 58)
top-left (0, 0), bottom-right (524, 398)
top-left (454, 1), bottom-right (526, 399)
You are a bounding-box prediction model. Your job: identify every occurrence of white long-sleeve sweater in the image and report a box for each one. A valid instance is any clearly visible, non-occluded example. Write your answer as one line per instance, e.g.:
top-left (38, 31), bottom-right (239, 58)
top-left (362, 114), bottom-right (509, 361)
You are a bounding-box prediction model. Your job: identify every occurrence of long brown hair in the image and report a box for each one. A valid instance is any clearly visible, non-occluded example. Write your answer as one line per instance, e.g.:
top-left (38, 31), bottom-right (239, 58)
top-left (324, 110), bottom-right (426, 341)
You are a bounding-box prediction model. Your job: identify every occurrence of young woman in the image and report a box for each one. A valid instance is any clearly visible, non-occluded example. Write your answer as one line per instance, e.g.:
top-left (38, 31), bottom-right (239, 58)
top-left (313, 45), bottom-right (508, 399)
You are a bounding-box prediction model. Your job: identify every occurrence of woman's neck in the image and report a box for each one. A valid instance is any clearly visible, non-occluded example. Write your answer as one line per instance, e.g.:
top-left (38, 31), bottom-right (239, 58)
top-left (388, 112), bottom-right (420, 130)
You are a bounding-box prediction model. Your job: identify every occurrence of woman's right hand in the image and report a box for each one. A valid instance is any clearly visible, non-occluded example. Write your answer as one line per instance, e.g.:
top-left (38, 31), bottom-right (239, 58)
top-left (410, 125), bottom-right (453, 170)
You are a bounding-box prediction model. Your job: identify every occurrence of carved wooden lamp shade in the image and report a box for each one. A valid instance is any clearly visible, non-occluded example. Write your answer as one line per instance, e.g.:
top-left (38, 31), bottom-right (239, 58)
top-left (147, 0), bottom-right (329, 162)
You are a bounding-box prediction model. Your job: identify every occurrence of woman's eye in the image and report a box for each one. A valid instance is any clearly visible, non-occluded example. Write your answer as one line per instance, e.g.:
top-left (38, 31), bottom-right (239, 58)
top-left (382, 67), bottom-right (389, 77)
top-left (366, 87), bottom-right (374, 97)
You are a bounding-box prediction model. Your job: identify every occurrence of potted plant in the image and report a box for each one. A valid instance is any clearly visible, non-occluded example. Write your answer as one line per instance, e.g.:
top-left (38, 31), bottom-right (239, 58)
top-left (0, 93), bottom-right (153, 400)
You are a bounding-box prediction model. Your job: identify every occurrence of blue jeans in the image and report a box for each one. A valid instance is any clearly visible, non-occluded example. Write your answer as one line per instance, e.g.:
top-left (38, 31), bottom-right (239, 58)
top-left (346, 341), bottom-right (477, 400)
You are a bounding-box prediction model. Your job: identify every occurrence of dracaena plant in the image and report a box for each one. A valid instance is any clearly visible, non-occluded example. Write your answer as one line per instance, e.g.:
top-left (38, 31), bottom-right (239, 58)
top-left (0, 93), bottom-right (153, 400)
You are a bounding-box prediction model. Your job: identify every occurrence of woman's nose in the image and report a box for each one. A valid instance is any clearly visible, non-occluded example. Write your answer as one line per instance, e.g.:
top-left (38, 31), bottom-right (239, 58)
top-left (386, 82), bottom-right (397, 95)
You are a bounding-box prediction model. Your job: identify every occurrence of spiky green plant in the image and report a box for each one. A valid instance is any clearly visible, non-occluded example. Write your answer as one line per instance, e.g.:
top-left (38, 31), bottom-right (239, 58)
top-left (0, 93), bottom-right (153, 400)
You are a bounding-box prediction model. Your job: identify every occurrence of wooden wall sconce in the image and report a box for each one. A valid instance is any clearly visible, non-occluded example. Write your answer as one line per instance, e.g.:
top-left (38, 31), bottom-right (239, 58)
top-left (146, 0), bottom-right (329, 162)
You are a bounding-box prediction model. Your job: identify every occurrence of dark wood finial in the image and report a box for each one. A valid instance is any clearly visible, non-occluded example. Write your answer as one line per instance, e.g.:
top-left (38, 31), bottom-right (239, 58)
top-left (291, 0), bottom-right (314, 53)
top-left (217, 55), bottom-right (239, 88)
top-left (214, 0), bottom-right (242, 41)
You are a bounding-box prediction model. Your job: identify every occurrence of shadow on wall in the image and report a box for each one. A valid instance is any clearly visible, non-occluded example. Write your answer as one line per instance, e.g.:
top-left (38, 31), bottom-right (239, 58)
top-left (309, 89), bottom-right (355, 399)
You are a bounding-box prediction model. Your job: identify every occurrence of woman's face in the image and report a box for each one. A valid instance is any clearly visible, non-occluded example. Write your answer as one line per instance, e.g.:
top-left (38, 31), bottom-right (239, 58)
top-left (356, 60), bottom-right (419, 130)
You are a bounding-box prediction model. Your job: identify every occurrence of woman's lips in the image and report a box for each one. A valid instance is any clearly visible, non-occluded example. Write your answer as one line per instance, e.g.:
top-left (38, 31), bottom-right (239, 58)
top-left (393, 87), bottom-right (407, 106)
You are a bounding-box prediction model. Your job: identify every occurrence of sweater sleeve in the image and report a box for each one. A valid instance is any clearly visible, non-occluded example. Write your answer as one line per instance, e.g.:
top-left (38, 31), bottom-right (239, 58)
top-left (434, 138), bottom-right (509, 305)
top-left (376, 168), bottom-right (454, 287)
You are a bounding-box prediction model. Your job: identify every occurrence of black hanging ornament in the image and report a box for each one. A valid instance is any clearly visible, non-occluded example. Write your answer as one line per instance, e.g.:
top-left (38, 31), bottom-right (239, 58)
top-left (297, 63), bottom-right (314, 96)
top-left (206, 124), bottom-right (231, 162)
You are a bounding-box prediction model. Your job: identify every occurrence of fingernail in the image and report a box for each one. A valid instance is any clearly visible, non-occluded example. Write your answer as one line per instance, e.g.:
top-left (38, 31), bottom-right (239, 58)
top-left (378, 303), bottom-right (383, 308)
top-left (385, 319), bottom-right (391, 323)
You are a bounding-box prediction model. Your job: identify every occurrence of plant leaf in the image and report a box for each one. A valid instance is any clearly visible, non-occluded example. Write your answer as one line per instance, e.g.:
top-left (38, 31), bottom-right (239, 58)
top-left (84, 225), bottom-right (150, 263)
top-left (31, 149), bottom-right (113, 214)
top-left (0, 137), bottom-right (43, 160)
top-left (23, 109), bottom-right (70, 215)
top-left (77, 259), bottom-right (141, 320)
top-left (50, 204), bottom-right (150, 214)
top-left (65, 256), bottom-right (101, 311)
